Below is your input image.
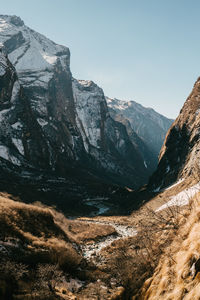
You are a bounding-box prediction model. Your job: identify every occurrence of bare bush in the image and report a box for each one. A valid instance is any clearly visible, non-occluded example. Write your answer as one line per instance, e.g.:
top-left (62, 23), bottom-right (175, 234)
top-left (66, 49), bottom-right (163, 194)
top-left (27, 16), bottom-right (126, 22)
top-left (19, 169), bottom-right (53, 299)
top-left (34, 263), bottom-right (64, 294)
top-left (0, 259), bottom-right (28, 281)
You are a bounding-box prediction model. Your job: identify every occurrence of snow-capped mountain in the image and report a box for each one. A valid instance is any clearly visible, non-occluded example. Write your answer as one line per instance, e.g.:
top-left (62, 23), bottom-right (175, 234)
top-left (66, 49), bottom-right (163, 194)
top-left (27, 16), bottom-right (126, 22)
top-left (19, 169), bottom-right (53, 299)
top-left (0, 15), bottom-right (70, 87)
top-left (149, 77), bottom-right (200, 190)
top-left (0, 50), bottom-right (116, 214)
top-left (107, 97), bottom-right (173, 160)
top-left (0, 15), bottom-right (155, 192)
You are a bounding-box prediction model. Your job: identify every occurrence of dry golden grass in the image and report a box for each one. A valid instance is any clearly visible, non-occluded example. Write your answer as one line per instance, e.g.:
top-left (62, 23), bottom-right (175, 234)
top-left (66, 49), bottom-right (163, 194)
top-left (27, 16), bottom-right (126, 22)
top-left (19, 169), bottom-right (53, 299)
top-left (138, 193), bottom-right (200, 300)
top-left (0, 194), bottom-right (135, 299)
top-left (67, 221), bottom-right (117, 243)
top-left (36, 204), bottom-right (117, 244)
top-left (0, 194), bottom-right (82, 268)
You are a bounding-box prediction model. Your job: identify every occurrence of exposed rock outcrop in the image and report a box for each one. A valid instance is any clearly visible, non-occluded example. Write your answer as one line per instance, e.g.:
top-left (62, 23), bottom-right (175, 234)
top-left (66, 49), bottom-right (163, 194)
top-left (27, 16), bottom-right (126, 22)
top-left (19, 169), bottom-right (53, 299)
top-left (149, 77), bottom-right (200, 190)
top-left (107, 97), bottom-right (173, 165)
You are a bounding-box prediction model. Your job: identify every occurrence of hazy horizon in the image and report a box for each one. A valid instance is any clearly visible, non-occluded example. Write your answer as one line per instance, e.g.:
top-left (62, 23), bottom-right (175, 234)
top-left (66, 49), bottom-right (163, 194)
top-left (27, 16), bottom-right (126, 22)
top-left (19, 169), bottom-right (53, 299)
top-left (1, 0), bottom-right (200, 118)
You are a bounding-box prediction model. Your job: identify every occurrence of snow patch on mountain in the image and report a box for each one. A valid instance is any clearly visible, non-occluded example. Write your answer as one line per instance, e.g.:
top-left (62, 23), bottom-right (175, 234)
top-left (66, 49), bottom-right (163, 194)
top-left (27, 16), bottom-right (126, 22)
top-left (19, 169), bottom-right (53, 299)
top-left (0, 52), bottom-right (8, 75)
top-left (37, 118), bottom-right (48, 127)
top-left (72, 79), bottom-right (105, 150)
top-left (156, 183), bottom-right (200, 212)
top-left (0, 145), bottom-right (10, 160)
top-left (11, 121), bottom-right (22, 130)
top-left (11, 81), bottom-right (20, 103)
top-left (0, 108), bottom-right (11, 121)
top-left (0, 145), bottom-right (21, 165)
top-left (165, 178), bottom-right (184, 191)
top-left (107, 97), bottom-right (173, 157)
top-left (107, 97), bottom-right (172, 132)
top-left (12, 138), bottom-right (24, 155)
top-left (0, 15), bottom-right (70, 86)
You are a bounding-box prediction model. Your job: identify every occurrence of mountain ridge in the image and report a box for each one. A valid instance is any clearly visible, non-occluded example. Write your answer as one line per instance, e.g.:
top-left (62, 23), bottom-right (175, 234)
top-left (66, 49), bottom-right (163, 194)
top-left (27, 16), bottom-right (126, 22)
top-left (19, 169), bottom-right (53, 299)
top-left (149, 77), bottom-right (200, 191)
top-left (107, 96), bottom-right (173, 168)
top-left (0, 14), bottom-right (172, 195)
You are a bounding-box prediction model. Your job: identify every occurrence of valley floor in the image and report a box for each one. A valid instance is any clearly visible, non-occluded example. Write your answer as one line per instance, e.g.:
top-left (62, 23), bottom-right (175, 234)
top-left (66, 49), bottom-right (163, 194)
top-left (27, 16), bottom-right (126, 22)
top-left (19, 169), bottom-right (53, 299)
top-left (1, 176), bottom-right (200, 299)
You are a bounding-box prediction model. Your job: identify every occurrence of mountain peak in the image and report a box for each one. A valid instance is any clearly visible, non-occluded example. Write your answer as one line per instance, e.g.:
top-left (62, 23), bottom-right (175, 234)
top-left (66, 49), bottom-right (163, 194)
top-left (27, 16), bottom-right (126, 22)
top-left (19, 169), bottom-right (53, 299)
top-left (0, 15), bottom-right (70, 88)
top-left (107, 96), bottom-right (173, 159)
top-left (0, 15), bottom-right (24, 27)
top-left (77, 79), bottom-right (94, 87)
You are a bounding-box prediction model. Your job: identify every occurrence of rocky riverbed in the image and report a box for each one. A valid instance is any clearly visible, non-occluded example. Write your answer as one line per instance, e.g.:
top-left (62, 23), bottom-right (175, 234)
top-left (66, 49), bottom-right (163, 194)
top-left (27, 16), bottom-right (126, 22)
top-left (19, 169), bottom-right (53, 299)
top-left (78, 219), bottom-right (137, 261)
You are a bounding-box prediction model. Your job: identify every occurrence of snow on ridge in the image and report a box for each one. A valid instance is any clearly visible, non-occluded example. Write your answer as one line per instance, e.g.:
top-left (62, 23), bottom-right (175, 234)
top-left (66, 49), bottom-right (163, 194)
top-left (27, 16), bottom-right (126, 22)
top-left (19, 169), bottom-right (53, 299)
top-left (165, 178), bottom-right (185, 191)
top-left (12, 138), bottom-right (24, 155)
top-left (42, 53), bottom-right (57, 65)
top-left (11, 121), bottom-right (22, 130)
top-left (0, 18), bottom-right (10, 33)
top-left (11, 81), bottom-right (20, 103)
top-left (0, 145), bottom-right (21, 166)
top-left (77, 80), bottom-right (93, 87)
top-left (0, 52), bottom-right (8, 76)
top-left (0, 65), bottom-right (6, 76)
top-left (72, 79), bottom-right (104, 149)
top-left (0, 108), bottom-right (11, 121)
top-left (107, 96), bottom-right (173, 128)
top-left (0, 145), bottom-right (10, 161)
top-left (37, 118), bottom-right (48, 127)
top-left (0, 15), bottom-right (70, 84)
top-left (156, 183), bottom-right (200, 212)
top-left (153, 178), bottom-right (184, 193)
top-left (106, 97), bottom-right (128, 111)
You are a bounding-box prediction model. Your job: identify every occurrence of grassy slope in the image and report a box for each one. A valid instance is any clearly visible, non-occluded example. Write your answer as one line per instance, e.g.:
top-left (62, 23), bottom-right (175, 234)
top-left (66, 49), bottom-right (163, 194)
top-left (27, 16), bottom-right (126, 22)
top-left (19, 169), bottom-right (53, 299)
top-left (0, 193), bottom-right (129, 299)
top-left (137, 193), bottom-right (200, 300)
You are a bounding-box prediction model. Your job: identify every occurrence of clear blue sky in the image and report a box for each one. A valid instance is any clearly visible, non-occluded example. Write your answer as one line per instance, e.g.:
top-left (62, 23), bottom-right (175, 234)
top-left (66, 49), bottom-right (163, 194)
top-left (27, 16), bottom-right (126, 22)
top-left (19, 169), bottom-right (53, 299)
top-left (1, 0), bottom-right (200, 118)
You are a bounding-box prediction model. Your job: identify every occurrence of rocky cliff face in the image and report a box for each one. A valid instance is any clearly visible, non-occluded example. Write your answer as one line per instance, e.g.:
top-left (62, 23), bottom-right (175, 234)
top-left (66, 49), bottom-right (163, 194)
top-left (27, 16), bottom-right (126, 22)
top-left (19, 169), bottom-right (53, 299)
top-left (0, 52), bottom-right (112, 215)
top-left (107, 97), bottom-right (173, 162)
top-left (0, 50), bottom-right (50, 171)
top-left (72, 79), bottom-right (151, 187)
top-left (149, 77), bottom-right (200, 190)
top-left (107, 101), bottom-right (157, 174)
top-left (0, 14), bottom-right (156, 204)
